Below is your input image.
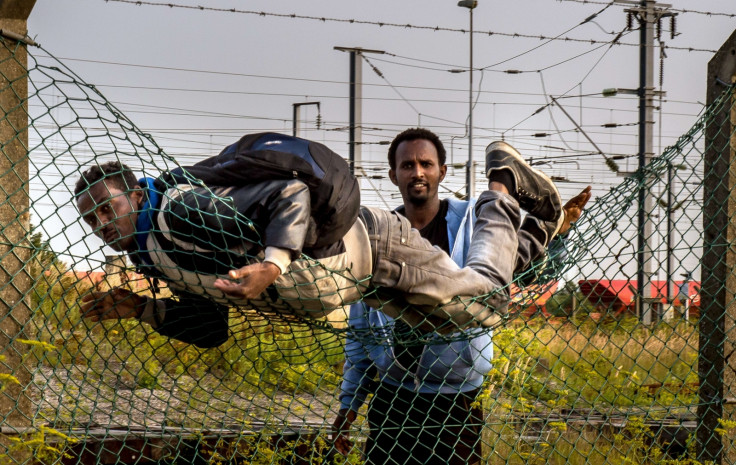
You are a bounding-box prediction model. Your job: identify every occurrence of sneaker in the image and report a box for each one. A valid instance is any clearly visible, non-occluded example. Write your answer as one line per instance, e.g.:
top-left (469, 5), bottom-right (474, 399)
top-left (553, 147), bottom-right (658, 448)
top-left (485, 141), bottom-right (562, 223)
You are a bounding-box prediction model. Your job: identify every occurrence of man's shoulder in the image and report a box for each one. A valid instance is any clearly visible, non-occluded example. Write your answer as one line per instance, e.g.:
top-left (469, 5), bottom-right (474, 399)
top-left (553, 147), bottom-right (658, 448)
top-left (444, 195), bottom-right (476, 205)
top-left (444, 196), bottom-right (475, 216)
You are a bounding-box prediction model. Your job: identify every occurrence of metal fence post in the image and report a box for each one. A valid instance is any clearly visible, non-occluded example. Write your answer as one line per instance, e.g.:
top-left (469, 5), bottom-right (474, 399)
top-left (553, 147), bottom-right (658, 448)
top-left (701, 28), bottom-right (736, 465)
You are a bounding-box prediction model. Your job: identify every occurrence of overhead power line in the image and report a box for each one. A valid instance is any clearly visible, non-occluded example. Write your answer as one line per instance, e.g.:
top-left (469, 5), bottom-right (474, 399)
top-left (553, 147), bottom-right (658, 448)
top-left (370, 31), bottom-right (629, 74)
top-left (36, 54), bottom-right (624, 97)
top-left (41, 82), bottom-right (686, 112)
top-left (360, 54), bottom-right (421, 119)
top-left (99, 0), bottom-right (717, 53)
top-left (478, 0), bottom-right (618, 70)
top-left (502, 21), bottom-right (630, 138)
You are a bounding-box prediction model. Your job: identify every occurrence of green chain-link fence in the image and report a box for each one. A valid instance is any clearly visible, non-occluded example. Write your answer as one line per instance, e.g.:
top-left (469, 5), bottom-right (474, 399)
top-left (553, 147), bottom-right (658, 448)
top-left (0, 32), bottom-right (734, 464)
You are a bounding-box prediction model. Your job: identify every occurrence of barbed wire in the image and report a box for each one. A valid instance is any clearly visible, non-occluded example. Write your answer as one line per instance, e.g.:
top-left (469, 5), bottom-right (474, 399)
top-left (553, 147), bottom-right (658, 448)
top-left (101, 0), bottom-right (717, 53)
top-left (553, 0), bottom-right (736, 18)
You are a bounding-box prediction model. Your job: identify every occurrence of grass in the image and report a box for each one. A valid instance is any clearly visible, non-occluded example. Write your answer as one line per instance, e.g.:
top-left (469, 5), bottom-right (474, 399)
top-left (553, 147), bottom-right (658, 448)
top-left (481, 315), bottom-right (699, 412)
top-left (475, 314), bottom-right (704, 464)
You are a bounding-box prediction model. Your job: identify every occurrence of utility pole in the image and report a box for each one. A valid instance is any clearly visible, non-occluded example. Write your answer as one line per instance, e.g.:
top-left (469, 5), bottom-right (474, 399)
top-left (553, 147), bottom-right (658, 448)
top-left (292, 101), bottom-right (321, 138)
top-left (616, 0), bottom-right (674, 324)
top-left (334, 46), bottom-right (385, 175)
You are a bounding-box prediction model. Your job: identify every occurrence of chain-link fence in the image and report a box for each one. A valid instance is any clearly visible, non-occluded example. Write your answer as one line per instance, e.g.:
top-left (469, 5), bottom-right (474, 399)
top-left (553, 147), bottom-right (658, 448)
top-left (0, 32), bottom-right (734, 465)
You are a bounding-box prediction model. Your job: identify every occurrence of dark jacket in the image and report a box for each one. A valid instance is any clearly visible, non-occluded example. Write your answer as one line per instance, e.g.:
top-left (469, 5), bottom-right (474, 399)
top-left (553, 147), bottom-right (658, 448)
top-left (130, 175), bottom-right (316, 348)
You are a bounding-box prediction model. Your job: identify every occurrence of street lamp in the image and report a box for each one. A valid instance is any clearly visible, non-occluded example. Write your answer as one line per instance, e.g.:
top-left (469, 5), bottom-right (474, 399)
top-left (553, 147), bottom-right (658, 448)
top-left (458, 0), bottom-right (477, 199)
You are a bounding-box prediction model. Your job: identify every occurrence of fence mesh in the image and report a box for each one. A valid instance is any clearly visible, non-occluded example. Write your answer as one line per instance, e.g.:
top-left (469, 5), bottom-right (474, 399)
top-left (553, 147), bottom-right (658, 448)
top-left (0, 35), bottom-right (734, 464)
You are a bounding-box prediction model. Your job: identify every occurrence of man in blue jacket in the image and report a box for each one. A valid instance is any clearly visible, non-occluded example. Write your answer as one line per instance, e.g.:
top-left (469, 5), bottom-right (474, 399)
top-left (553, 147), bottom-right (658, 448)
top-left (332, 128), bottom-right (591, 464)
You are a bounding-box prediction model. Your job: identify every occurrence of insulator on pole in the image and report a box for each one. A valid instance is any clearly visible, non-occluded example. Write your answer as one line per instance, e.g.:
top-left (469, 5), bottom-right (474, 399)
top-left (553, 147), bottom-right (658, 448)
top-left (670, 15), bottom-right (677, 40)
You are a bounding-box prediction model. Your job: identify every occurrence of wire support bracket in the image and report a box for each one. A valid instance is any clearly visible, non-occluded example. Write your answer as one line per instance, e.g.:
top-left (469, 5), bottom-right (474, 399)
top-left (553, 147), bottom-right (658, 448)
top-left (0, 29), bottom-right (38, 47)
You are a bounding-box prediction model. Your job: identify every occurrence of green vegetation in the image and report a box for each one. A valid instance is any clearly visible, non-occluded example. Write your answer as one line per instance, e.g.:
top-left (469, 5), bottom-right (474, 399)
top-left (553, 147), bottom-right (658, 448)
top-left (28, 265), bottom-right (344, 395)
top-left (475, 315), bottom-right (702, 464)
top-left (195, 433), bottom-right (363, 465)
top-left (0, 425), bottom-right (78, 465)
top-left (544, 283), bottom-right (597, 317)
top-left (21, 233), bottom-right (709, 464)
top-left (482, 316), bottom-right (698, 411)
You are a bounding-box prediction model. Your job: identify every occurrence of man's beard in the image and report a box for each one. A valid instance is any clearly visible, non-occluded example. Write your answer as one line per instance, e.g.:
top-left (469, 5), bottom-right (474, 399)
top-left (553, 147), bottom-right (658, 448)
top-left (407, 194), bottom-right (431, 206)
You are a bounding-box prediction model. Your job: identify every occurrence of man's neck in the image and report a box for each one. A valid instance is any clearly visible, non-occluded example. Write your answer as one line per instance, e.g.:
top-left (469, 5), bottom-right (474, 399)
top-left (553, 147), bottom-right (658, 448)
top-left (403, 198), bottom-right (442, 230)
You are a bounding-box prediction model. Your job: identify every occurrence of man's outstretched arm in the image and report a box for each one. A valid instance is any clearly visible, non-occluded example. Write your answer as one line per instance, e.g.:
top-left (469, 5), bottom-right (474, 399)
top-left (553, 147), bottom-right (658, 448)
top-left (81, 288), bottom-right (229, 348)
top-left (165, 180), bottom-right (313, 300)
top-left (81, 287), bottom-right (146, 321)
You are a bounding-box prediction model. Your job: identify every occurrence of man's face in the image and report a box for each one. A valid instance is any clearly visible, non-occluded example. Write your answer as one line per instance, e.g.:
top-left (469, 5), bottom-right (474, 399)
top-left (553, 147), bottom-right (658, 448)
top-left (389, 139), bottom-right (447, 207)
top-left (76, 180), bottom-right (143, 253)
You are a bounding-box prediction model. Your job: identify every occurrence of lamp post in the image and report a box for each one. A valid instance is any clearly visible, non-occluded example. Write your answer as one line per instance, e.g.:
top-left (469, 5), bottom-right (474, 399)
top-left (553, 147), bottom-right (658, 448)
top-left (458, 0), bottom-right (477, 199)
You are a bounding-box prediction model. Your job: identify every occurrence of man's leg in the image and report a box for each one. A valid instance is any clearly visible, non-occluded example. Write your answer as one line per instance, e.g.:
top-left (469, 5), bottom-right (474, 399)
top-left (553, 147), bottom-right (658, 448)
top-left (411, 390), bottom-right (484, 465)
top-left (516, 213), bottom-right (566, 276)
top-left (361, 191), bottom-right (518, 329)
top-left (365, 383), bottom-right (422, 465)
top-left (481, 140), bottom-right (565, 286)
top-left (471, 140), bottom-right (562, 276)
top-left (516, 216), bottom-right (548, 274)
top-left (516, 185), bottom-right (592, 280)
top-left (362, 140), bottom-right (562, 329)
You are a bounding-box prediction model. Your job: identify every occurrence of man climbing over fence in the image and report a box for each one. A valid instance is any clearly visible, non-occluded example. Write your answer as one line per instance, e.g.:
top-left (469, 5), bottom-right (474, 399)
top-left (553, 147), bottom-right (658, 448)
top-left (75, 132), bottom-right (566, 345)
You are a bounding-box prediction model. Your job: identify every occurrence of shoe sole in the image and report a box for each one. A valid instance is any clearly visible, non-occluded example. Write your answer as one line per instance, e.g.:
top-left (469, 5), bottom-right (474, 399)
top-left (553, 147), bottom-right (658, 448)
top-left (486, 141), bottom-right (563, 229)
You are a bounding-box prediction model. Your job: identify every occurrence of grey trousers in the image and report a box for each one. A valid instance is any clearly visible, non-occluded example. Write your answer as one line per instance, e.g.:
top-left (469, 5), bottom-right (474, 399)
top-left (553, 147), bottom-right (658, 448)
top-left (361, 190), bottom-right (522, 331)
top-left (517, 216), bottom-right (547, 276)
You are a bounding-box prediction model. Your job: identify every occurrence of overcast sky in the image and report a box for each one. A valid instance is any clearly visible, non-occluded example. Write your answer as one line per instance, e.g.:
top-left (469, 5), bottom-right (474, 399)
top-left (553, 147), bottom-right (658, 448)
top-left (25, 0), bottom-right (736, 277)
top-left (27, 1), bottom-right (735, 198)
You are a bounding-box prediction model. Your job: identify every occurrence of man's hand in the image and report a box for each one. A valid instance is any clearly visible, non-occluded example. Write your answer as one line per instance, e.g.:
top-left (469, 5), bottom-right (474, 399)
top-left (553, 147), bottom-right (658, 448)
top-left (213, 262), bottom-right (281, 299)
top-left (332, 409), bottom-right (358, 456)
top-left (81, 287), bottom-right (147, 322)
top-left (559, 185), bottom-right (592, 235)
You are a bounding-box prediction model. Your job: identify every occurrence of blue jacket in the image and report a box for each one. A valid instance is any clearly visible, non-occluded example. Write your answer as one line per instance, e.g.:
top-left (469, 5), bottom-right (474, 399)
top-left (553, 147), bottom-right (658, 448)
top-left (339, 197), bottom-right (494, 412)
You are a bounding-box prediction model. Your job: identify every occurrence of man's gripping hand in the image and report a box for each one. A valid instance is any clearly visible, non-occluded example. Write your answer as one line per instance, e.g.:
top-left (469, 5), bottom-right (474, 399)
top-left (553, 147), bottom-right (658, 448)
top-left (559, 185), bottom-right (592, 235)
top-left (81, 288), bottom-right (147, 322)
top-left (213, 262), bottom-right (281, 299)
top-left (332, 409), bottom-right (358, 456)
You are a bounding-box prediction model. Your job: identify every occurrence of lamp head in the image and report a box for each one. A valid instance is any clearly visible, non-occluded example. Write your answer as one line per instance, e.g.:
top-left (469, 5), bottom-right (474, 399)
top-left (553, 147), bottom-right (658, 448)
top-left (458, 0), bottom-right (478, 8)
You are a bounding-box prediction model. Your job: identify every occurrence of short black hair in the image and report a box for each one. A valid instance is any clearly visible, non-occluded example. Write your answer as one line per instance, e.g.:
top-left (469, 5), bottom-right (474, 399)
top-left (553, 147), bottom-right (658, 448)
top-left (74, 161), bottom-right (139, 198)
top-left (387, 128), bottom-right (447, 170)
